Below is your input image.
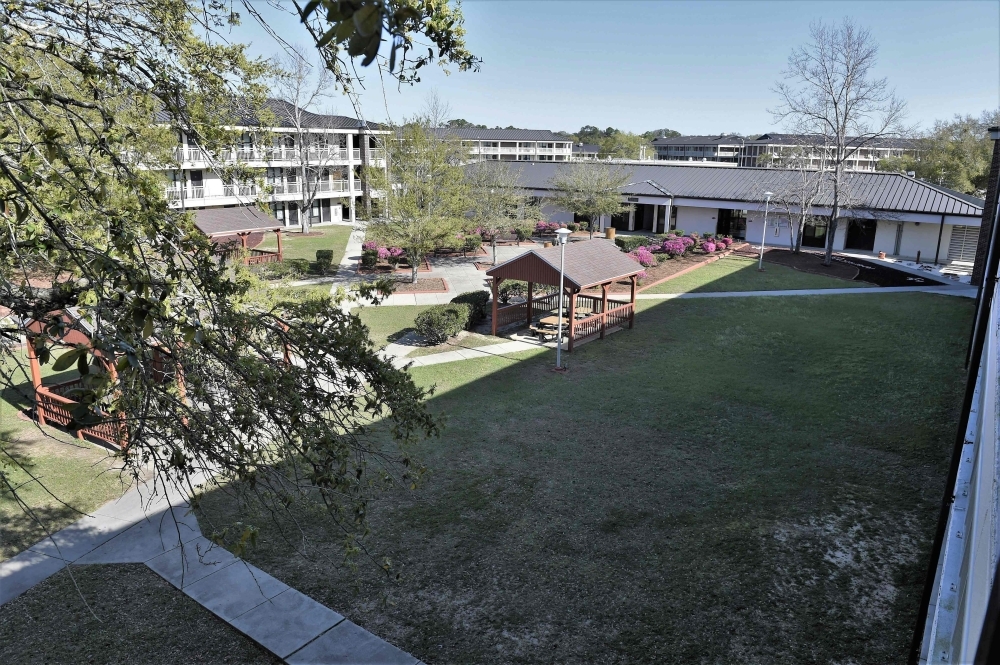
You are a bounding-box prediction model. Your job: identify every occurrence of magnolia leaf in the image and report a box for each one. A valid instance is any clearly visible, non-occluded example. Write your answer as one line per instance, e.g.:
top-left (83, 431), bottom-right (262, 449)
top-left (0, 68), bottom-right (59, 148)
top-left (352, 5), bottom-right (380, 37)
top-left (52, 347), bottom-right (87, 372)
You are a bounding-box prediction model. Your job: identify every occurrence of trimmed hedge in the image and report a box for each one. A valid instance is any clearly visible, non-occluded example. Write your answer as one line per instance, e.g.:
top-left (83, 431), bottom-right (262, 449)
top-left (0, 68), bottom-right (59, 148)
top-left (415, 304), bottom-right (470, 344)
top-left (614, 236), bottom-right (649, 253)
top-left (360, 249), bottom-right (378, 268)
top-left (451, 290), bottom-right (490, 329)
top-left (315, 250), bottom-right (335, 274)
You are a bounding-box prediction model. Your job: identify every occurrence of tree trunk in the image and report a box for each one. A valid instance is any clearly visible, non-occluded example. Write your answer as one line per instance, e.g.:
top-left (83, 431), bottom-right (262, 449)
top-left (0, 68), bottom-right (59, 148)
top-left (795, 215), bottom-right (806, 254)
top-left (411, 262), bottom-right (418, 284)
top-left (492, 238), bottom-right (497, 266)
top-left (589, 216), bottom-right (595, 240)
top-left (824, 166), bottom-right (843, 266)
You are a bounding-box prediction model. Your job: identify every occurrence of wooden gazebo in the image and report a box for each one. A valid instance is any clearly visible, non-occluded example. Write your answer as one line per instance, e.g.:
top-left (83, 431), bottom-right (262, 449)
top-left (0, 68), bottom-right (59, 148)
top-left (193, 207), bottom-right (284, 265)
top-left (25, 309), bottom-right (125, 446)
top-left (486, 239), bottom-right (643, 351)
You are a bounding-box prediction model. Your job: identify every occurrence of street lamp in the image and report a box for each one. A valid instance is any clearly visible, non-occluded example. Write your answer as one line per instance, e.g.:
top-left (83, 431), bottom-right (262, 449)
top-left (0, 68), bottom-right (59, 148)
top-left (758, 191), bottom-right (773, 271)
top-left (555, 228), bottom-right (572, 369)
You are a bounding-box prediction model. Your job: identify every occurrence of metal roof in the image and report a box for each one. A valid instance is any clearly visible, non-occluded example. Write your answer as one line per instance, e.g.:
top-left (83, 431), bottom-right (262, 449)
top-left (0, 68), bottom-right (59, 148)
top-left (432, 128), bottom-right (571, 142)
top-left (652, 135), bottom-right (744, 146)
top-left (573, 143), bottom-right (600, 153)
top-left (496, 162), bottom-right (985, 217)
top-left (155, 99), bottom-right (383, 131)
top-left (193, 206), bottom-right (283, 237)
top-left (487, 239), bottom-right (642, 290)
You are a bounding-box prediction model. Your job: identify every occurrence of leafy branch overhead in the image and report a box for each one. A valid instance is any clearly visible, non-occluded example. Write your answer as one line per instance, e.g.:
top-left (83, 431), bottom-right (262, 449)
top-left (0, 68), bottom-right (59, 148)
top-left (296, 0), bottom-right (480, 83)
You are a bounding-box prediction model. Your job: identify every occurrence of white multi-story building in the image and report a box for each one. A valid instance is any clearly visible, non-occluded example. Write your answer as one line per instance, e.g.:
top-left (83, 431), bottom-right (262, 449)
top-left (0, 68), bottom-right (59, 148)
top-left (652, 133), bottom-right (920, 171)
top-left (433, 128), bottom-right (576, 162)
top-left (162, 100), bottom-right (388, 227)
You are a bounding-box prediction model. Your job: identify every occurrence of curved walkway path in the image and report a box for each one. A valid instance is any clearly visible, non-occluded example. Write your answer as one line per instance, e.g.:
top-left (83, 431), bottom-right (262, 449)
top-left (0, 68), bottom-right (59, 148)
top-left (1, 478), bottom-right (419, 664)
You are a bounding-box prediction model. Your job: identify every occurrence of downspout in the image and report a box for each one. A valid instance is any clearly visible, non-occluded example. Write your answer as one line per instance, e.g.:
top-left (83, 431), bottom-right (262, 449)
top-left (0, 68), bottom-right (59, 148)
top-left (934, 213), bottom-right (946, 266)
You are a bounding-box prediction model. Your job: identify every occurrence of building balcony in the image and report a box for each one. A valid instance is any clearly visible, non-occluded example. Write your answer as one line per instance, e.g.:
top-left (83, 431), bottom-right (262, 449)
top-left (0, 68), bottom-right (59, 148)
top-left (223, 184), bottom-right (258, 197)
top-left (367, 148), bottom-right (386, 161)
top-left (352, 148), bottom-right (361, 160)
top-left (537, 147), bottom-right (554, 154)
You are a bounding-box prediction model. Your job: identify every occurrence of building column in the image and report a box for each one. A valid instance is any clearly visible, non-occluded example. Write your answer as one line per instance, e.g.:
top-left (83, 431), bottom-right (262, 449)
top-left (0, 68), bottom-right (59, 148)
top-left (567, 292), bottom-right (577, 352)
top-left (275, 228), bottom-right (284, 261)
top-left (491, 278), bottom-right (500, 336)
top-left (629, 275), bottom-right (636, 329)
top-left (651, 205), bottom-right (659, 233)
top-left (628, 206), bottom-right (635, 231)
top-left (600, 283), bottom-right (609, 339)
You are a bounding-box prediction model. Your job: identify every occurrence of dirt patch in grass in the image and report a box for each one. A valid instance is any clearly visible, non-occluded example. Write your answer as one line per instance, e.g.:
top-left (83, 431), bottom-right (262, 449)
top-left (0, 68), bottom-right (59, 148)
top-left (392, 278), bottom-right (447, 293)
top-left (0, 564), bottom-right (280, 664)
top-left (407, 331), bottom-right (507, 357)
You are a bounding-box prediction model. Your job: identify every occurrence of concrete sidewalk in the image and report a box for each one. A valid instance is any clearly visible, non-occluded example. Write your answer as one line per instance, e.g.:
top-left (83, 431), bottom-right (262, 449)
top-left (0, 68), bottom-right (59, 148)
top-left (1, 476), bottom-right (419, 664)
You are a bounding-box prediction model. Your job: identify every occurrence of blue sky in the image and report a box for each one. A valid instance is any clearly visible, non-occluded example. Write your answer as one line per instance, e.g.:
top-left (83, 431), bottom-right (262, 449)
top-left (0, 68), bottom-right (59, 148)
top-left (230, 0), bottom-right (1000, 135)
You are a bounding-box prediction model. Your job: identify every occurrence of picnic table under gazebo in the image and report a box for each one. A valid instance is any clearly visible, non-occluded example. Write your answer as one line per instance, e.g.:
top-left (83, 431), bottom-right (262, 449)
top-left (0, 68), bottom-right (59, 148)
top-left (486, 239), bottom-right (643, 351)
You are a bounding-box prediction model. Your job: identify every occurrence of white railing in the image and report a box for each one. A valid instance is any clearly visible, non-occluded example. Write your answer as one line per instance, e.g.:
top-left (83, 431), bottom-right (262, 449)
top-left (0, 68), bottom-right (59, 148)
top-left (537, 147), bottom-right (554, 154)
top-left (270, 183), bottom-right (301, 195)
top-left (223, 184), bottom-right (257, 197)
top-left (164, 187), bottom-right (182, 202)
top-left (920, 277), bottom-right (1000, 663)
top-left (500, 147), bottom-right (517, 154)
top-left (351, 148), bottom-right (361, 160)
top-left (189, 186), bottom-right (205, 199)
top-left (331, 179), bottom-right (348, 192)
top-left (352, 179), bottom-right (362, 190)
top-left (368, 148), bottom-right (386, 161)
top-left (518, 147), bottom-right (535, 154)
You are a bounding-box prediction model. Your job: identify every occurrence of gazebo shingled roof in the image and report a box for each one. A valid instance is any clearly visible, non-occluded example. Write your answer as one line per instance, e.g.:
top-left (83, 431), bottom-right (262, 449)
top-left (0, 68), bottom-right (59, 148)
top-left (193, 206), bottom-right (283, 237)
top-left (486, 239), bottom-right (643, 289)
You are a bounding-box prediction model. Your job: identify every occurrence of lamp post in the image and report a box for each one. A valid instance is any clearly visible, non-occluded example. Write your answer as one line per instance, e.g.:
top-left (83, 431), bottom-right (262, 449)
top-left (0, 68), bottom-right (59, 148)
top-left (758, 191), bottom-right (773, 271)
top-left (555, 228), bottom-right (571, 369)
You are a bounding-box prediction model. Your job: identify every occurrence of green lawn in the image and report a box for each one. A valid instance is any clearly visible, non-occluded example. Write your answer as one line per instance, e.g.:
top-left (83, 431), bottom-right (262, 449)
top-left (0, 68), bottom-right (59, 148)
top-left (354, 305), bottom-right (432, 348)
top-left (643, 254), bottom-right (872, 293)
top-left (0, 564), bottom-right (279, 664)
top-left (1, 354), bottom-right (127, 560)
top-left (257, 224), bottom-right (352, 265)
top-left (200, 292), bottom-right (972, 664)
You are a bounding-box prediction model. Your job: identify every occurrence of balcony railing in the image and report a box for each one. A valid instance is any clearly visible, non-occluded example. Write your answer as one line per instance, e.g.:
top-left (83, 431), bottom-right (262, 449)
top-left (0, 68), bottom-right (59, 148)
top-left (223, 184), bottom-right (258, 197)
top-left (352, 179), bottom-right (362, 190)
top-left (269, 183), bottom-right (301, 195)
top-left (189, 186), bottom-right (205, 199)
top-left (368, 148), bottom-right (386, 161)
top-left (351, 148), bottom-right (360, 160)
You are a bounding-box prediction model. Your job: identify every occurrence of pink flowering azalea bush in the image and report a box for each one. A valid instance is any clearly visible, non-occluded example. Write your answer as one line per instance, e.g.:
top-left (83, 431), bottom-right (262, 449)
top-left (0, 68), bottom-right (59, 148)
top-left (388, 247), bottom-right (405, 258)
top-left (678, 236), bottom-right (696, 249)
top-left (661, 239), bottom-right (686, 257)
top-left (628, 246), bottom-right (656, 267)
top-left (702, 241), bottom-right (717, 253)
top-left (362, 241), bottom-right (378, 251)
top-left (636, 270), bottom-right (648, 281)
top-left (377, 247), bottom-right (391, 260)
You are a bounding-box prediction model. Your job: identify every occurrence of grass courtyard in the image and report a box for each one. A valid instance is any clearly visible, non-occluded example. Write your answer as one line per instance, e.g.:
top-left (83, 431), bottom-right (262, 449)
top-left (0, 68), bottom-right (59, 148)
top-left (642, 254), bottom-right (872, 293)
top-left (256, 224), bottom-right (352, 268)
top-left (201, 291), bottom-right (972, 664)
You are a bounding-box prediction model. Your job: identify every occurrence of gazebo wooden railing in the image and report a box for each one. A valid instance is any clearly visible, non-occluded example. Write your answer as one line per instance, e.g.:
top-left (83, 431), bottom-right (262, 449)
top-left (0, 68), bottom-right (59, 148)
top-left (35, 378), bottom-right (123, 446)
top-left (493, 292), bottom-right (560, 330)
top-left (215, 229), bottom-right (284, 266)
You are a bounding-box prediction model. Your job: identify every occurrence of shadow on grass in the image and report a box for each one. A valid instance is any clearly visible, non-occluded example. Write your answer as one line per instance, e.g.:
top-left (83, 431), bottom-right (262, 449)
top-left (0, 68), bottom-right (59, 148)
top-left (198, 292), bottom-right (972, 664)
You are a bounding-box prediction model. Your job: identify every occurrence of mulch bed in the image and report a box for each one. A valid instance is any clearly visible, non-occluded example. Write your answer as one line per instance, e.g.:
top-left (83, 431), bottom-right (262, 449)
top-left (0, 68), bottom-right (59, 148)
top-left (392, 278), bottom-right (448, 293)
top-left (756, 249), bottom-right (950, 287)
top-left (357, 257), bottom-right (432, 274)
top-left (755, 249), bottom-right (860, 281)
top-left (474, 261), bottom-right (497, 271)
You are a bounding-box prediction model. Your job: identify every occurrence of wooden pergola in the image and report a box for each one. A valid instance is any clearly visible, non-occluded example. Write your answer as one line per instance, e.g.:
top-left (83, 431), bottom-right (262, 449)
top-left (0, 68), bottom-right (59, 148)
top-left (193, 207), bottom-right (284, 265)
top-left (486, 239), bottom-right (643, 351)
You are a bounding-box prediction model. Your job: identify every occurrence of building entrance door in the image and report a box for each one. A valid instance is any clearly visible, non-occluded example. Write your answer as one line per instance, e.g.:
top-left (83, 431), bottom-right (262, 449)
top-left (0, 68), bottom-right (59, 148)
top-left (844, 219), bottom-right (877, 251)
top-left (717, 209), bottom-right (747, 239)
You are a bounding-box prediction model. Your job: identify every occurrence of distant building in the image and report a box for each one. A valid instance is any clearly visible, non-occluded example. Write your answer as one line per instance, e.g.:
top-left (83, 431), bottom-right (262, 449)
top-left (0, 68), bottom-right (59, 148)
top-left (573, 143), bottom-right (600, 160)
top-left (162, 99), bottom-right (388, 227)
top-left (431, 128), bottom-right (576, 162)
top-left (652, 133), bottom-right (921, 171)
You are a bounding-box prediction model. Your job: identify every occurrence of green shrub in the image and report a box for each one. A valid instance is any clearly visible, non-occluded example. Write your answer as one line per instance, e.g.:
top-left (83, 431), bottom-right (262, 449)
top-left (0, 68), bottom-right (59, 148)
top-left (514, 227), bottom-right (530, 242)
top-left (451, 290), bottom-right (490, 328)
top-left (498, 280), bottom-right (528, 304)
top-left (614, 236), bottom-right (648, 253)
top-left (673, 228), bottom-right (686, 236)
top-left (415, 304), bottom-right (470, 344)
top-left (254, 258), bottom-right (310, 280)
top-left (579, 221), bottom-right (590, 231)
top-left (462, 235), bottom-right (482, 253)
top-left (315, 250), bottom-right (335, 274)
top-left (361, 249), bottom-right (378, 269)
top-left (567, 223), bottom-right (579, 232)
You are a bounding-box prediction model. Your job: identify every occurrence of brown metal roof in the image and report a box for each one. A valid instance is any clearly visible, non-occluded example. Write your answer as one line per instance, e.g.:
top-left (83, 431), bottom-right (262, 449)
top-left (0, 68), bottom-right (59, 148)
top-left (487, 239), bottom-right (643, 290)
top-left (193, 206), bottom-right (282, 237)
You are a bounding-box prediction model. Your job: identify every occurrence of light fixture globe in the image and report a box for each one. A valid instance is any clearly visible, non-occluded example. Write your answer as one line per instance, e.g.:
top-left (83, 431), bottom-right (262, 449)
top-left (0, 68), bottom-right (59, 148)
top-left (555, 228), bottom-right (572, 245)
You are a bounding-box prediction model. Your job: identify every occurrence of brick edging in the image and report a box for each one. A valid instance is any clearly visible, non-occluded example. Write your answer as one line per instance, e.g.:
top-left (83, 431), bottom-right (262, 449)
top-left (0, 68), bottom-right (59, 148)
top-left (637, 242), bottom-right (750, 292)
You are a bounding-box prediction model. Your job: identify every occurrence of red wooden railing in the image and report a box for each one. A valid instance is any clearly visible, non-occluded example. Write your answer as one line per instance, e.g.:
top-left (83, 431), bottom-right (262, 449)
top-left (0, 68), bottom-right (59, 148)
top-left (570, 301), bottom-right (633, 348)
top-left (35, 379), bottom-right (124, 446)
top-left (493, 292), bottom-right (560, 329)
top-left (245, 249), bottom-right (281, 265)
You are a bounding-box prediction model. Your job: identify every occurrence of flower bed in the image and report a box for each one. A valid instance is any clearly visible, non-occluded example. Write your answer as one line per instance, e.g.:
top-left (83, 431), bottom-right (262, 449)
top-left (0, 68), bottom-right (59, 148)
top-left (392, 278), bottom-right (448, 293)
top-left (586, 239), bottom-right (749, 293)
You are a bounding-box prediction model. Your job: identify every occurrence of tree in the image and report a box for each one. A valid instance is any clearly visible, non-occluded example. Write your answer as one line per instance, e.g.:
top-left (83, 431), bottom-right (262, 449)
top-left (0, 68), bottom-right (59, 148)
top-left (420, 89), bottom-right (452, 129)
top-left (749, 147), bottom-right (829, 253)
top-left (269, 47), bottom-right (345, 233)
top-left (465, 161), bottom-right (538, 265)
top-left (366, 122), bottom-right (469, 282)
top-left (772, 19), bottom-right (909, 265)
top-left (0, 0), bottom-right (472, 568)
top-left (643, 128), bottom-right (681, 140)
top-left (549, 164), bottom-right (630, 239)
top-left (447, 119), bottom-right (486, 129)
top-left (877, 110), bottom-right (1000, 195)
top-left (600, 131), bottom-right (652, 160)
